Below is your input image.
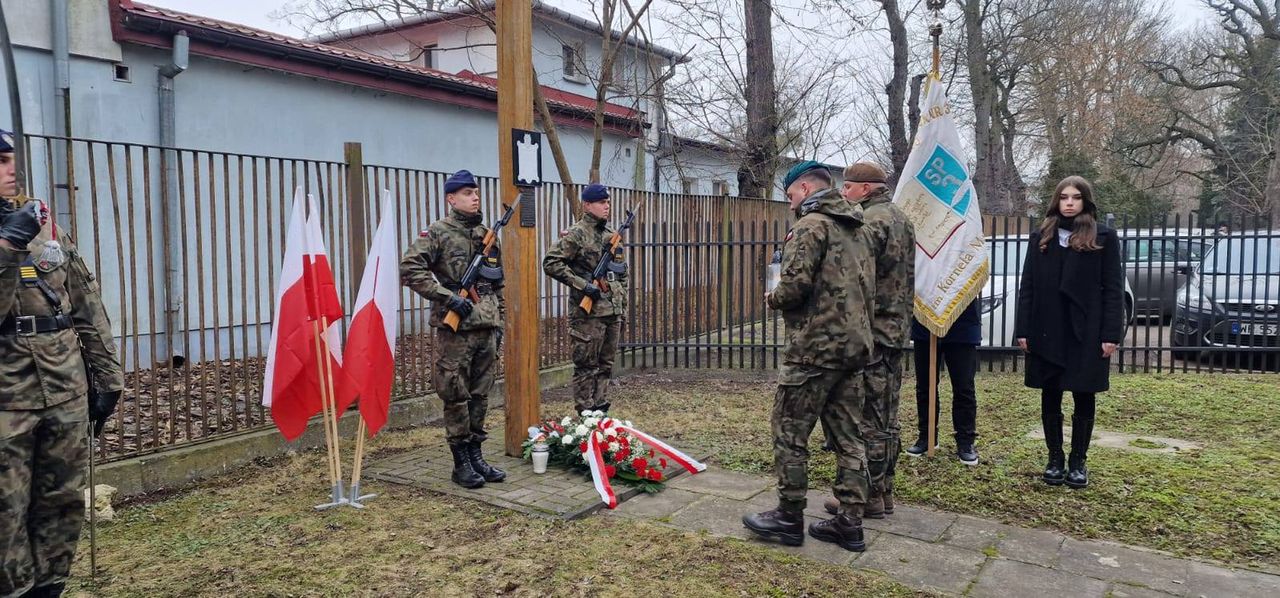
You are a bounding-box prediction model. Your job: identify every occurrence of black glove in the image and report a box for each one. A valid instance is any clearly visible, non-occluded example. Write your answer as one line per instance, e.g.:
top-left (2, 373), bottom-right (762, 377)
top-left (581, 282), bottom-right (604, 301)
top-left (89, 389), bottom-right (122, 438)
top-left (445, 294), bottom-right (474, 320)
top-left (0, 200), bottom-right (47, 248)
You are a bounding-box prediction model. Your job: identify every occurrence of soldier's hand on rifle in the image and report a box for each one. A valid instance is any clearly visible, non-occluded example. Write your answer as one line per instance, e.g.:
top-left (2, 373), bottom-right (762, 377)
top-left (582, 282), bottom-right (604, 301)
top-left (445, 293), bottom-right (474, 320)
top-left (89, 389), bottom-right (122, 438)
top-left (0, 199), bottom-right (48, 248)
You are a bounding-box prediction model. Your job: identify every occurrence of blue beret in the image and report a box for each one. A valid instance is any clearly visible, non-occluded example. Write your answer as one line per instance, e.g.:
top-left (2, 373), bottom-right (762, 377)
top-left (582, 183), bottom-right (610, 202)
top-left (444, 169), bottom-right (478, 194)
top-left (0, 130), bottom-right (12, 153)
top-left (783, 160), bottom-right (826, 190)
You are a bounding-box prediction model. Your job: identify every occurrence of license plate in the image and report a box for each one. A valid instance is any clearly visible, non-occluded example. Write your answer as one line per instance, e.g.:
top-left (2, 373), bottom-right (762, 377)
top-left (1231, 321), bottom-right (1280, 336)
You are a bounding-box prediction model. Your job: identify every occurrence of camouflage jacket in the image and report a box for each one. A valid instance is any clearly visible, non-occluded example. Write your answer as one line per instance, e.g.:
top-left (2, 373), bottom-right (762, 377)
top-left (0, 215), bottom-right (124, 411)
top-left (860, 189), bottom-right (916, 350)
top-left (400, 209), bottom-right (505, 330)
top-left (767, 188), bottom-right (876, 370)
top-left (542, 212), bottom-right (629, 319)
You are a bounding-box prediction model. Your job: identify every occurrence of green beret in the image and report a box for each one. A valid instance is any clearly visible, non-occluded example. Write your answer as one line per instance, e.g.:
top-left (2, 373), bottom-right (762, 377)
top-left (783, 160), bottom-right (826, 189)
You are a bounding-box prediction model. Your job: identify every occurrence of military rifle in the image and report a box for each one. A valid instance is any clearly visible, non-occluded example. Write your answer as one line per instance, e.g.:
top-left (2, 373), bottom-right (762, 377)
top-left (443, 202), bottom-right (516, 331)
top-left (579, 208), bottom-right (638, 314)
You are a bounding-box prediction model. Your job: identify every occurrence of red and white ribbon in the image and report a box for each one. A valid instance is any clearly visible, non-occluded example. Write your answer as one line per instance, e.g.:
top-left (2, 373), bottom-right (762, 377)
top-left (586, 419), bottom-right (707, 509)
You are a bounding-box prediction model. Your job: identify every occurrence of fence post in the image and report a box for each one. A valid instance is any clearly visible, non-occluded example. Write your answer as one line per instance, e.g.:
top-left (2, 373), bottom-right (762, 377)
top-left (344, 142), bottom-right (368, 282)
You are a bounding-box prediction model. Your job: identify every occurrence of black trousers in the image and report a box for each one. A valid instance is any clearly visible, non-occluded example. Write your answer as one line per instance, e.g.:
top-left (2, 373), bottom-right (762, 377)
top-left (913, 342), bottom-right (978, 443)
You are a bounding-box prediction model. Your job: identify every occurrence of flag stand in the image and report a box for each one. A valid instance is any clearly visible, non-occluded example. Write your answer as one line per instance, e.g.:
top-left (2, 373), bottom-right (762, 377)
top-left (348, 420), bottom-right (377, 508)
top-left (312, 312), bottom-right (347, 510)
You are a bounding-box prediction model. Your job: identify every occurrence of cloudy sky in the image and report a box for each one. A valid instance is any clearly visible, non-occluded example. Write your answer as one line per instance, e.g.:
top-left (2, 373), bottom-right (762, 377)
top-left (149, 0), bottom-right (1217, 38)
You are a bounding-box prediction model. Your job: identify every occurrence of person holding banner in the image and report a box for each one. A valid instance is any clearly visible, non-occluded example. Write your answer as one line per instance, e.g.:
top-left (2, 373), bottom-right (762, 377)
top-left (401, 169), bottom-right (507, 489)
top-left (905, 301), bottom-right (981, 465)
top-left (742, 161), bottom-right (876, 553)
top-left (1015, 176), bottom-right (1124, 489)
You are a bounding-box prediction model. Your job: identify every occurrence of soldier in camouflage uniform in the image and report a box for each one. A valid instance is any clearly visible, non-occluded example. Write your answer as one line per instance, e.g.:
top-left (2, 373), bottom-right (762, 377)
top-left (400, 170), bottom-right (506, 489)
top-left (742, 161), bottom-right (877, 553)
top-left (823, 163), bottom-right (915, 521)
top-left (1, 130), bottom-right (124, 598)
top-left (542, 183), bottom-right (628, 414)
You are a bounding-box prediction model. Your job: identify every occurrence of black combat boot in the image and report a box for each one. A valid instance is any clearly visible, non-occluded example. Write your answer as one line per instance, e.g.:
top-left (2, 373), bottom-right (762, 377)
top-left (591, 401), bottom-right (611, 414)
top-left (24, 583), bottom-right (65, 598)
top-left (466, 441), bottom-right (506, 483)
top-left (827, 495), bottom-right (884, 519)
top-left (1042, 408), bottom-right (1066, 486)
top-left (449, 443), bottom-right (485, 489)
top-left (1066, 415), bottom-right (1094, 489)
top-left (742, 507), bottom-right (805, 546)
top-left (808, 513), bottom-right (866, 552)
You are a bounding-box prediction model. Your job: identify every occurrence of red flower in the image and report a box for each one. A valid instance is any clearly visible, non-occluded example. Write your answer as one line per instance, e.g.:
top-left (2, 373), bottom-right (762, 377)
top-left (647, 469), bottom-right (662, 481)
top-left (602, 419), bottom-right (615, 429)
top-left (632, 458), bottom-right (649, 471)
top-left (616, 448), bottom-right (630, 461)
top-left (605, 465), bottom-right (616, 478)
top-left (660, 458), bottom-right (668, 469)
top-left (579, 441), bottom-right (588, 453)
top-left (648, 449), bottom-right (655, 458)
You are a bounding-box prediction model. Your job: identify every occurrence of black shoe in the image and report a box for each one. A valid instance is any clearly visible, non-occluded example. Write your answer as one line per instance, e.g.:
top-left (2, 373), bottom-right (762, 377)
top-left (904, 437), bottom-right (938, 457)
top-left (466, 441), bottom-right (506, 483)
top-left (24, 583), bottom-right (66, 598)
top-left (808, 513), bottom-right (866, 552)
top-left (1065, 464), bottom-right (1088, 488)
top-left (589, 402), bottom-right (611, 414)
top-left (449, 443), bottom-right (485, 489)
top-left (956, 443), bottom-right (979, 466)
top-left (1044, 452), bottom-right (1066, 486)
top-left (742, 508), bottom-right (804, 546)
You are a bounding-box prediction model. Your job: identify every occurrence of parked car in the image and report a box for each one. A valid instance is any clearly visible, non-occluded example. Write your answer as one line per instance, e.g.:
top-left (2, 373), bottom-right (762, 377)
top-left (978, 234), bottom-right (1134, 348)
top-left (1118, 228), bottom-right (1212, 322)
top-left (1171, 234), bottom-right (1280, 358)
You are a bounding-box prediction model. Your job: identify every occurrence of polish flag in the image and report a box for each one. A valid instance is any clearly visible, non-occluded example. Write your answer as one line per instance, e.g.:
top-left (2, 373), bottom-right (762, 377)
top-left (262, 190), bottom-right (326, 440)
top-left (342, 195), bottom-right (400, 437)
top-left (305, 195), bottom-right (355, 417)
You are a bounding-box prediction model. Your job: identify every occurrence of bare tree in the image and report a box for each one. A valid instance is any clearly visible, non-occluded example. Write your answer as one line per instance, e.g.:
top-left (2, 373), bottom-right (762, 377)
top-left (740, 0), bottom-right (780, 199)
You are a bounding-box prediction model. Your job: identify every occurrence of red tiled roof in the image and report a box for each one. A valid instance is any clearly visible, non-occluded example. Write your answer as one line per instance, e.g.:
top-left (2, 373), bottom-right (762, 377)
top-left (111, 1), bottom-right (644, 134)
top-left (454, 70), bottom-right (640, 121)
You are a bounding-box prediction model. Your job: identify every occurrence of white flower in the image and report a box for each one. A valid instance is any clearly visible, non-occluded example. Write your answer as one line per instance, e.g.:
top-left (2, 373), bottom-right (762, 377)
top-left (591, 410), bottom-right (605, 418)
top-left (608, 441), bottom-right (621, 452)
top-left (561, 416), bottom-right (573, 426)
top-left (549, 430), bottom-right (560, 438)
top-left (624, 420), bottom-right (634, 428)
top-left (604, 427), bottom-right (618, 438)
top-left (584, 417), bottom-right (600, 428)
top-left (581, 410), bottom-right (593, 417)
top-left (562, 435), bottom-right (575, 445)
top-left (527, 426), bottom-right (542, 440)
top-left (575, 425), bottom-right (589, 437)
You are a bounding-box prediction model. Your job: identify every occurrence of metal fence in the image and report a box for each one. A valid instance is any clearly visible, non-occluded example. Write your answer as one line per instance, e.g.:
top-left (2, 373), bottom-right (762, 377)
top-left (619, 213), bottom-right (1280, 376)
top-left (18, 134), bottom-right (793, 462)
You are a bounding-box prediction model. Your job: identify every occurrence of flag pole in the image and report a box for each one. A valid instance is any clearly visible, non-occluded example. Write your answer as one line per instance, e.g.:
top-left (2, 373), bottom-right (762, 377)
top-left (924, 0), bottom-right (946, 460)
top-left (319, 315), bottom-right (347, 502)
top-left (311, 318), bottom-right (345, 510)
top-left (349, 418), bottom-right (377, 507)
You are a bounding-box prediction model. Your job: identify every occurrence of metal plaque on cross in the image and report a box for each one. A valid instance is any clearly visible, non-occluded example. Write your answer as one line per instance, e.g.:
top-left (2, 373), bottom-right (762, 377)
top-left (512, 129), bottom-right (543, 187)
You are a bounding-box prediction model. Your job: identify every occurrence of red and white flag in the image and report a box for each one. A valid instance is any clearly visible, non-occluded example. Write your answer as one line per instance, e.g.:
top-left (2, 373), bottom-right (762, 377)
top-left (263, 190), bottom-right (327, 440)
top-left (305, 195), bottom-right (355, 417)
top-left (343, 195), bottom-right (400, 437)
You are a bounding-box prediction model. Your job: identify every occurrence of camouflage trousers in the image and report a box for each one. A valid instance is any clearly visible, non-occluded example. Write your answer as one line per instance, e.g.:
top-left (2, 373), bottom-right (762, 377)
top-left (433, 328), bottom-right (498, 446)
top-left (861, 349), bottom-right (905, 503)
top-left (569, 316), bottom-right (620, 412)
top-left (1, 398), bottom-right (89, 598)
top-left (772, 364), bottom-right (871, 517)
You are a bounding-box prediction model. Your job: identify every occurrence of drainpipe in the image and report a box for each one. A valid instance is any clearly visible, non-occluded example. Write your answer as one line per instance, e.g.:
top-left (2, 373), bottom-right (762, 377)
top-left (52, 0), bottom-right (71, 223)
top-left (159, 31), bottom-right (188, 366)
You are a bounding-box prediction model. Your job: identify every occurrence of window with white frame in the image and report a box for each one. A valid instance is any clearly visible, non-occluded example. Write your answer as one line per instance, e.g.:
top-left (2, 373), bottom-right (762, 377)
top-left (421, 43), bottom-right (438, 69)
top-left (562, 43), bottom-right (586, 83)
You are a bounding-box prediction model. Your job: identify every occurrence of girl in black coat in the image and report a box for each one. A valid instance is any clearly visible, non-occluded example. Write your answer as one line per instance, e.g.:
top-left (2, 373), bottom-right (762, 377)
top-left (1014, 176), bottom-right (1125, 489)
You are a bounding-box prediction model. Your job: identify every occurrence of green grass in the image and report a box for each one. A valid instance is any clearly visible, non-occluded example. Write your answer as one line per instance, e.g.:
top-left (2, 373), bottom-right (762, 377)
top-left (70, 413), bottom-right (923, 597)
top-left (609, 370), bottom-right (1280, 568)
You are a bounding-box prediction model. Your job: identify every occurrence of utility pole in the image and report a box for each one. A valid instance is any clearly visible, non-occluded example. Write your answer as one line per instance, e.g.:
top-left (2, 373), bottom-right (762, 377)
top-left (497, 0), bottom-right (541, 456)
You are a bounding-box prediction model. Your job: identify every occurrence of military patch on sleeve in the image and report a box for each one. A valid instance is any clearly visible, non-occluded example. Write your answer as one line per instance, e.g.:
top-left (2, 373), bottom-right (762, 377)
top-left (784, 230), bottom-right (795, 242)
top-left (419, 229), bottom-right (430, 238)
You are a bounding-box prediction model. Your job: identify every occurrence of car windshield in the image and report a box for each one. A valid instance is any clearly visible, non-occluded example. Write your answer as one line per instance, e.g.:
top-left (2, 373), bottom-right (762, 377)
top-left (988, 238), bottom-right (1027, 275)
top-left (1201, 238), bottom-right (1280, 275)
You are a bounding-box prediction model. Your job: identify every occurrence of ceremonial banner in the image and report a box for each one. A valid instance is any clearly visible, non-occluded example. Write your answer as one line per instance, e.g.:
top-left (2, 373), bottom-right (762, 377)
top-left (893, 73), bottom-right (990, 336)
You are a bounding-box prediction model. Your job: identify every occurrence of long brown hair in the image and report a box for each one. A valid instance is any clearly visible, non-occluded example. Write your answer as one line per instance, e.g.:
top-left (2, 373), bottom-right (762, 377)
top-left (1038, 175), bottom-right (1102, 252)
